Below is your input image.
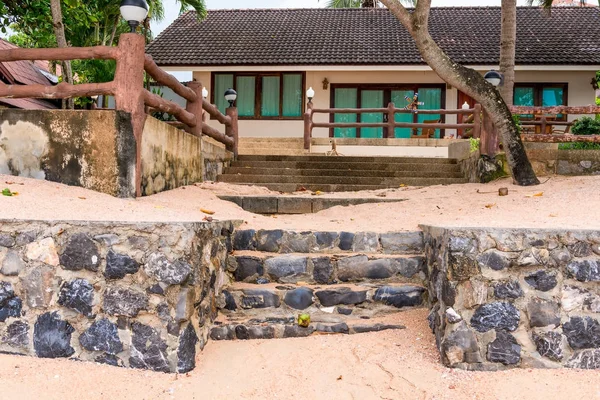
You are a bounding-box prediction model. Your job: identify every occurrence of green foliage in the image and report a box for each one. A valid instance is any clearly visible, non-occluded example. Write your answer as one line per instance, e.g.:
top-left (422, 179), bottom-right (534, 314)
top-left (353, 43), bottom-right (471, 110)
top-left (1, 188), bottom-right (13, 197)
top-left (469, 137), bottom-right (480, 153)
top-left (571, 117), bottom-right (600, 136)
top-left (512, 114), bottom-right (522, 134)
top-left (558, 142), bottom-right (600, 150)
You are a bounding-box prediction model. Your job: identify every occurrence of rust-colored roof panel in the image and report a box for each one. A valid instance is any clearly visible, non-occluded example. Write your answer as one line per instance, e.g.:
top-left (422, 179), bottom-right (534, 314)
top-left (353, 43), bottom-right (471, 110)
top-left (0, 38), bottom-right (56, 86)
top-left (0, 97), bottom-right (59, 109)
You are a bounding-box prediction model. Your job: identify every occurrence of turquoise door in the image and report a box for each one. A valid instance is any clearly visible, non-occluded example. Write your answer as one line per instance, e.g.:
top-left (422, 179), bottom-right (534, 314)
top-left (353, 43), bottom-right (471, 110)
top-left (391, 89), bottom-right (415, 138)
top-left (360, 90), bottom-right (384, 138)
top-left (333, 88), bottom-right (358, 138)
top-left (417, 88), bottom-right (442, 138)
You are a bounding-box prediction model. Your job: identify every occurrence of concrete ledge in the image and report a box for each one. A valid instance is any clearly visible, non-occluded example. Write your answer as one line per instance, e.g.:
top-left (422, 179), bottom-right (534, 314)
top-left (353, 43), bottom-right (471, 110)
top-left (218, 195), bottom-right (406, 214)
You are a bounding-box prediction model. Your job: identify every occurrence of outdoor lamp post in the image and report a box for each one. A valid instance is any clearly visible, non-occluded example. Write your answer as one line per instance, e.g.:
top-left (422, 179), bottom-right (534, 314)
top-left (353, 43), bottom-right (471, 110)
top-left (224, 88), bottom-right (237, 107)
top-left (202, 87), bottom-right (208, 99)
top-left (120, 0), bottom-right (149, 33)
top-left (306, 87), bottom-right (315, 103)
top-left (484, 69), bottom-right (503, 87)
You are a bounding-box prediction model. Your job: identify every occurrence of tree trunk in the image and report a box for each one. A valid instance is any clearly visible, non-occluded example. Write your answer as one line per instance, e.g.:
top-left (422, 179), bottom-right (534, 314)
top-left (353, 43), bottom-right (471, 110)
top-left (380, 0), bottom-right (539, 186)
top-left (499, 0), bottom-right (516, 105)
top-left (50, 0), bottom-right (74, 109)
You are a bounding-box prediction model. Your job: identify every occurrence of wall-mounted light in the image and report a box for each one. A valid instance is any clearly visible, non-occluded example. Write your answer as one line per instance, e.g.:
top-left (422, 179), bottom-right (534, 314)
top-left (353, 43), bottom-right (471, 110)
top-left (306, 87), bottom-right (315, 103)
top-left (484, 69), bottom-right (504, 87)
top-left (120, 0), bottom-right (149, 33)
top-left (224, 88), bottom-right (237, 107)
top-left (322, 78), bottom-right (329, 90)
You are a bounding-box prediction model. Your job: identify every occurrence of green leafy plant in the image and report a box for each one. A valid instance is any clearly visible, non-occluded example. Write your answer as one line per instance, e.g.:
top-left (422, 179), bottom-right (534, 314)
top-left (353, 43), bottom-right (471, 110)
top-left (571, 117), bottom-right (600, 136)
top-left (512, 114), bottom-right (522, 134)
top-left (558, 142), bottom-right (600, 150)
top-left (469, 137), bottom-right (480, 153)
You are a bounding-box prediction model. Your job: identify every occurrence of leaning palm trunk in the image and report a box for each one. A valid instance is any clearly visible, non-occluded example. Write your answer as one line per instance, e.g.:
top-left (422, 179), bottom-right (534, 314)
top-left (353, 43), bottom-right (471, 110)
top-left (50, 0), bottom-right (74, 109)
top-left (380, 0), bottom-right (539, 186)
top-left (499, 0), bottom-right (516, 105)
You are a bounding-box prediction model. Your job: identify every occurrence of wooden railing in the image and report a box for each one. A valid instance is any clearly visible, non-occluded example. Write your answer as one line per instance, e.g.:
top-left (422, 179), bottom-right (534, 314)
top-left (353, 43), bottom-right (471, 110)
top-left (0, 33), bottom-right (239, 194)
top-left (303, 102), bottom-right (481, 149)
top-left (509, 105), bottom-right (600, 143)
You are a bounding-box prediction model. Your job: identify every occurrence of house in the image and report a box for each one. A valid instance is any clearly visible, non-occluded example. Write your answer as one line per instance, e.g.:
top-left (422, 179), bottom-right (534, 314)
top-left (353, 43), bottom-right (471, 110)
top-left (0, 38), bottom-right (59, 110)
top-left (147, 7), bottom-right (600, 142)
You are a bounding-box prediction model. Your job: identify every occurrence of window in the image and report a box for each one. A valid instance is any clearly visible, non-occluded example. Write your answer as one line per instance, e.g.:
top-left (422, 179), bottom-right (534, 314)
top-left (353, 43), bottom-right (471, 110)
top-left (331, 84), bottom-right (445, 138)
top-left (514, 83), bottom-right (568, 119)
top-left (212, 72), bottom-right (304, 119)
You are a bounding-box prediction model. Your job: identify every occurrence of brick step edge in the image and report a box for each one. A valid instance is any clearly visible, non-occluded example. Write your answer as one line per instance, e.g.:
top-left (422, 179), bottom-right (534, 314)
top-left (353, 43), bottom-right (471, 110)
top-left (221, 284), bottom-right (427, 312)
top-left (233, 229), bottom-right (424, 255)
top-left (229, 253), bottom-right (426, 285)
top-left (210, 322), bottom-right (406, 340)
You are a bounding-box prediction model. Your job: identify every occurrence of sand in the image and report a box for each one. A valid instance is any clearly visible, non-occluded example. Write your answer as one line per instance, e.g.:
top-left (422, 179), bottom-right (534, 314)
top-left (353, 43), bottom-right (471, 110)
top-left (2, 174), bottom-right (600, 232)
top-left (0, 309), bottom-right (598, 400)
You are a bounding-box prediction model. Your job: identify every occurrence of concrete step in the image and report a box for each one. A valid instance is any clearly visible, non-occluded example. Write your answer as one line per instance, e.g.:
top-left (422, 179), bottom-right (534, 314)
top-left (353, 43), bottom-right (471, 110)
top-left (232, 229), bottom-right (424, 255)
top-left (217, 174), bottom-right (468, 186)
top-left (237, 148), bottom-right (310, 156)
top-left (225, 183), bottom-right (407, 192)
top-left (224, 167), bottom-right (464, 179)
top-left (228, 251), bottom-right (426, 285)
top-left (229, 160), bottom-right (461, 171)
top-left (210, 282), bottom-right (426, 341)
top-left (236, 155), bottom-right (458, 164)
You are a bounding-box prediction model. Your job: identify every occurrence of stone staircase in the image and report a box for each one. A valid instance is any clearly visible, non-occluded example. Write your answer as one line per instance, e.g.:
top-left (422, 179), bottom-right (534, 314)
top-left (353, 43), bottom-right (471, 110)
top-left (217, 155), bottom-right (468, 192)
top-left (210, 229), bottom-right (428, 341)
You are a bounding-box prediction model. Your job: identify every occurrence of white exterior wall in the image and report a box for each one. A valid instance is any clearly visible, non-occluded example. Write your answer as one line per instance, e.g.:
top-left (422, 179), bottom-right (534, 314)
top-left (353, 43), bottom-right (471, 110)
top-left (190, 68), bottom-right (598, 139)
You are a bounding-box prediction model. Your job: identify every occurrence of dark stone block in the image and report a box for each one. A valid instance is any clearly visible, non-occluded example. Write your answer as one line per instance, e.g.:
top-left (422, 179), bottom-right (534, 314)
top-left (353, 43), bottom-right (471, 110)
top-left (316, 323), bottom-right (349, 334)
top-left (2, 320), bottom-right (29, 348)
top-left (441, 279), bottom-right (456, 307)
top-left (393, 256), bottom-right (424, 278)
top-left (380, 231), bottom-right (424, 253)
top-left (240, 289), bottom-right (280, 309)
top-left (534, 331), bottom-right (563, 361)
top-left (233, 230), bottom-right (256, 250)
top-left (527, 298), bottom-right (560, 328)
top-left (315, 288), bottom-right (367, 307)
top-left (235, 325), bottom-right (250, 340)
top-left (0, 233), bottom-right (15, 248)
top-left (33, 312), bottom-right (75, 358)
top-left (210, 325), bottom-right (234, 340)
top-left (283, 325), bottom-right (315, 338)
top-left (470, 302), bottom-right (520, 333)
top-left (283, 287), bottom-right (314, 310)
top-left (247, 325), bottom-right (275, 339)
top-left (567, 349), bottom-right (600, 369)
top-left (146, 284), bottom-right (164, 295)
top-left (338, 232), bottom-right (355, 251)
top-left (440, 323), bottom-right (482, 365)
top-left (449, 253), bottom-right (480, 281)
top-left (281, 231), bottom-right (314, 253)
top-left (264, 256), bottom-right (308, 280)
top-left (244, 197), bottom-right (278, 214)
top-left (103, 287), bottom-right (148, 317)
top-left (315, 232), bottom-right (339, 249)
top-left (568, 242), bottom-right (592, 258)
top-left (58, 279), bottom-right (94, 317)
top-left (487, 331), bottom-right (521, 365)
top-left (15, 231), bottom-right (36, 246)
top-left (563, 316), bottom-right (600, 350)
top-left (256, 230), bottom-right (284, 252)
top-left (0, 297), bottom-right (22, 322)
top-left (177, 323), bottom-right (198, 373)
top-left (95, 353), bottom-right (122, 367)
top-left (494, 281), bottom-right (523, 300)
top-left (312, 257), bottom-right (333, 284)
top-left (0, 281), bottom-right (14, 304)
top-left (129, 322), bottom-right (170, 373)
top-left (234, 256), bottom-right (264, 281)
top-left (352, 323), bottom-right (405, 334)
top-left (223, 290), bottom-right (237, 311)
top-left (524, 270), bottom-right (557, 292)
top-left (104, 250), bottom-right (140, 280)
top-left (256, 277), bottom-right (270, 284)
top-left (59, 233), bottom-right (100, 272)
top-left (144, 253), bottom-right (191, 285)
top-left (337, 307), bottom-right (352, 315)
top-left (79, 318), bottom-right (123, 354)
top-left (567, 260), bottom-right (600, 282)
top-left (373, 286), bottom-right (425, 308)
top-left (477, 250), bottom-right (511, 271)
top-left (0, 250), bottom-right (24, 276)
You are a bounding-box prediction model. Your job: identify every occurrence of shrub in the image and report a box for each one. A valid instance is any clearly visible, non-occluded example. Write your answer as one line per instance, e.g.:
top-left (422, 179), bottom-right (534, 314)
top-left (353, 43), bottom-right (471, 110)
top-left (571, 117), bottom-right (600, 136)
top-left (512, 114), bottom-right (522, 134)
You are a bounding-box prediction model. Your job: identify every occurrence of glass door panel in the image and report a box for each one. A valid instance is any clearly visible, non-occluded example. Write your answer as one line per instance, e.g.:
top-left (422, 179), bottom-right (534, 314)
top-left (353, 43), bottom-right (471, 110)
top-left (334, 88), bottom-right (358, 138)
top-left (360, 90), bottom-right (384, 138)
top-left (391, 90), bottom-right (415, 138)
top-left (417, 88), bottom-right (442, 138)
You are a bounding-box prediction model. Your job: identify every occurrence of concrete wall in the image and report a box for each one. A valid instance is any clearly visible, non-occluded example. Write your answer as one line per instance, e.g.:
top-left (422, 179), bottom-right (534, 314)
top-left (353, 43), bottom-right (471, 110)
top-left (194, 69), bottom-right (596, 139)
top-left (0, 110), bottom-right (136, 198)
top-left (523, 143), bottom-right (600, 176)
top-left (141, 117), bottom-right (232, 196)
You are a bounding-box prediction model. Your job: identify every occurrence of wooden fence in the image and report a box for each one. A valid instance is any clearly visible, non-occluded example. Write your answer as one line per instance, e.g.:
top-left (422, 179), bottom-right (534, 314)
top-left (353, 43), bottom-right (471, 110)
top-left (0, 33), bottom-right (238, 195)
top-left (303, 102), bottom-right (481, 149)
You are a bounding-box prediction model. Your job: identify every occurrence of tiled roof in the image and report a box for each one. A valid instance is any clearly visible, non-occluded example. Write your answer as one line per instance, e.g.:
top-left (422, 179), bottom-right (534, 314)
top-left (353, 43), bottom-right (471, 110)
top-left (147, 7), bottom-right (600, 66)
top-left (0, 39), bottom-right (57, 86)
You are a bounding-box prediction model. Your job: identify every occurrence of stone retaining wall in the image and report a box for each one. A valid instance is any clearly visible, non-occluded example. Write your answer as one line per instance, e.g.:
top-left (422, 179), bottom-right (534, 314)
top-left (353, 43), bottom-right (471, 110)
top-left (422, 226), bottom-right (600, 370)
top-left (0, 219), bottom-right (234, 373)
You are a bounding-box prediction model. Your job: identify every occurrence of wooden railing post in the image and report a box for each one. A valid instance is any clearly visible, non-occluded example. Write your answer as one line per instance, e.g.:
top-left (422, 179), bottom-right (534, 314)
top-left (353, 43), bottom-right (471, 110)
top-left (540, 115), bottom-right (547, 135)
top-left (473, 103), bottom-right (482, 139)
top-left (114, 33), bottom-right (146, 197)
top-left (185, 81), bottom-right (203, 137)
top-left (386, 102), bottom-right (395, 138)
top-left (304, 101), bottom-right (313, 150)
top-left (226, 106), bottom-right (239, 160)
